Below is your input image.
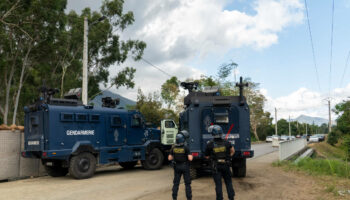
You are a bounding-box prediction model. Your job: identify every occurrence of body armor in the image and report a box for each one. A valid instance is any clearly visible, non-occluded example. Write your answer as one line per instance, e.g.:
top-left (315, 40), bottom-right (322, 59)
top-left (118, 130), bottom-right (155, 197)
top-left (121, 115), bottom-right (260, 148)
top-left (173, 146), bottom-right (188, 163)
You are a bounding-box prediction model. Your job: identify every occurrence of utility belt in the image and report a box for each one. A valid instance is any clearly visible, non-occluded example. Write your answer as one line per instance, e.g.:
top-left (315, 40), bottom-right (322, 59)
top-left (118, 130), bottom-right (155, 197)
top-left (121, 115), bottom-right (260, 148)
top-left (171, 160), bottom-right (189, 168)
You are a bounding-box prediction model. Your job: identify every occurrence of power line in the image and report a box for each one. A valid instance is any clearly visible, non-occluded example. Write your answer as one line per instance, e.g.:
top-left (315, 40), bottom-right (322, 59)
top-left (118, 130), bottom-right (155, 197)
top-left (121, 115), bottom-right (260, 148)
top-left (328, 0), bottom-right (335, 96)
top-left (141, 58), bottom-right (173, 78)
top-left (339, 50), bottom-right (350, 88)
top-left (304, 0), bottom-right (321, 92)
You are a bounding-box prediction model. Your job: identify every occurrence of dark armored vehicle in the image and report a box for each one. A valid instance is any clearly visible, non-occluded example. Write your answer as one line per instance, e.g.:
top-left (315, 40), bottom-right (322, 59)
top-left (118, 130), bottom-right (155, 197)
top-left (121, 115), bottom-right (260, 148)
top-left (179, 77), bottom-right (254, 178)
top-left (22, 88), bottom-right (170, 179)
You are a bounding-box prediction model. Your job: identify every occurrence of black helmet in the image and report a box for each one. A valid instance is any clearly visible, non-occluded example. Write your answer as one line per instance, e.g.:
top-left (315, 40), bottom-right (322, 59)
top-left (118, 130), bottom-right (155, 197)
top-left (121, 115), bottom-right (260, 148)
top-left (176, 133), bottom-right (185, 145)
top-left (179, 130), bottom-right (189, 139)
top-left (208, 125), bottom-right (223, 139)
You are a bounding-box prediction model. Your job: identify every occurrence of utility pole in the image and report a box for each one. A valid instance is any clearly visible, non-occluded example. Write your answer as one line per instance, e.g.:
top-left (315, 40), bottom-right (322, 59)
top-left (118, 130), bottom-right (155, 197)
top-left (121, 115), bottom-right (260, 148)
top-left (82, 16), bottom-right (106, 105)
top-left (306, 124), bottom-right (308, 135)
top-left (297, 121), bottom-right (299, 135)
top-left (275, 108), bottom-right (278, 135)
top-left (328, 99), bottom-right (332, 133)
top-left (289, 115), bottom-right (291, 137)
top-left (82, 17), bottom-right (88, 105)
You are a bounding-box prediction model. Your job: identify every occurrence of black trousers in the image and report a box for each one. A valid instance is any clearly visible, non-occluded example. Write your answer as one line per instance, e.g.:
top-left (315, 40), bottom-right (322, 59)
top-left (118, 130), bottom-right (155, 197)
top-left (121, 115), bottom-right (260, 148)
top-left (172, 162), bottom-right (192, 200)
top-left (213, 164), bottom-right (235, 200)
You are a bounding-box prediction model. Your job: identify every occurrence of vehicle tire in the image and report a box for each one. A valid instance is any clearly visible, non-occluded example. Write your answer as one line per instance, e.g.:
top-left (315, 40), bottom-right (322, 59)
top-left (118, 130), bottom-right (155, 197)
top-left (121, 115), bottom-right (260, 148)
top-left (45, 166), bottom-right (68, 177)
top-left (232, 158), bottom-right (246, 178)
top-left (190, 165), bottom-right (198, 180)
top-left (119, 161), bottom-right (138, 169)
top-left (142, 148), bottom-right (164, 170)
top-left (69, 152), bottom-right (96, 179)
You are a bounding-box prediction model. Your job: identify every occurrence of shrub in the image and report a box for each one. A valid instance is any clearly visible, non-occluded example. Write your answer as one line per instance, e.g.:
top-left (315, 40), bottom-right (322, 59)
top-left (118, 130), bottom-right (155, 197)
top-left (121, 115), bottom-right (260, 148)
top-left (343, 135), bottom-right (350, 160)
top-left (296, 158), bottom-right (350, 178)
top-left (327, 130), bottom-right (340, 146)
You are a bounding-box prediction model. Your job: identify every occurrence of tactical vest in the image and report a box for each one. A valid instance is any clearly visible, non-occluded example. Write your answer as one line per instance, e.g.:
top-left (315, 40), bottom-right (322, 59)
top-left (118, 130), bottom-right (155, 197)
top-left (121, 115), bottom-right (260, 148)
top-left (212, 141), bottom-right (228, 161)
top-left (173, 146), bottom-right (188, 163)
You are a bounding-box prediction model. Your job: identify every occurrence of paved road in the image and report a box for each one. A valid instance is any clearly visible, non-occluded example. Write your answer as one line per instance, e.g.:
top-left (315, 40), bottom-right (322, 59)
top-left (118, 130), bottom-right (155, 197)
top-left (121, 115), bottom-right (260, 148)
top-left (250, 142), bottom-right (278, 158)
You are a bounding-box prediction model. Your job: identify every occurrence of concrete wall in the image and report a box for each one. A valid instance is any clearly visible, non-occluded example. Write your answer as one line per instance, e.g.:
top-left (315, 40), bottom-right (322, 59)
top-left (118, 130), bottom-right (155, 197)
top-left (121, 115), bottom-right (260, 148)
top-left (0, 130), bottom-right (45, 181)
top-left (279, 138), bottom-right (307, 161)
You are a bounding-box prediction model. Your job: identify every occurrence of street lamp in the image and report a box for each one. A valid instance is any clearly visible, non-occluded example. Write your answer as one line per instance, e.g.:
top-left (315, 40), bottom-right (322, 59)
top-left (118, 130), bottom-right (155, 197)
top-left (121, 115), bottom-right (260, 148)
top-left (82, 16), bottom-right (106, 105)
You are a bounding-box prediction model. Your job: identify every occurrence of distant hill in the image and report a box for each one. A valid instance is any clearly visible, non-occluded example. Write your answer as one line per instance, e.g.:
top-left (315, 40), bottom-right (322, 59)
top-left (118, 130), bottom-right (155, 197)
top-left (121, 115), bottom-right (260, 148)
top-left (90, 90), bottom-right (136, 108)
top-left (293, 115), bottom-right (334, 126)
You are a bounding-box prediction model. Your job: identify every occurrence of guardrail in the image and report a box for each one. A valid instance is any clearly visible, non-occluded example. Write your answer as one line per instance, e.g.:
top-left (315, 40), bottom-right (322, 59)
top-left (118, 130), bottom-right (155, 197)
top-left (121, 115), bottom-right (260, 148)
top-left (279, 138), bottom-right (307, 161)
top-left (0, 130), bottom-right (45, 181)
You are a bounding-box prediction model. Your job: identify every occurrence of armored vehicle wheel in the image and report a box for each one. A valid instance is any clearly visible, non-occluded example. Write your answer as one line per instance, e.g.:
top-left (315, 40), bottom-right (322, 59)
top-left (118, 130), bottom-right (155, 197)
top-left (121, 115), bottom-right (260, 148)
top-left (190, 165), bottom-right (198, 180)
top-left (232, 158), bottom-right (246, 177)
top-left (142, 148), bottom-right (164, 170)
top-left (69, 152), bottom-right (96, 179)
top-left (119, 161), bottom-right (138, 169)
top-left (45, 166), bottom-right (68, 177)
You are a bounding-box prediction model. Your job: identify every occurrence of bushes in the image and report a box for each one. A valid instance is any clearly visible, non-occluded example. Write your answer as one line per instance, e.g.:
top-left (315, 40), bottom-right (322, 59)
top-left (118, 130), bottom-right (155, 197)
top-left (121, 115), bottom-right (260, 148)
top-left (327, 130), bottom-right (341, 146)
top-left (344, 135), bottom-right (350, 160)
top-left (295, 158), bottom-right (350, 178)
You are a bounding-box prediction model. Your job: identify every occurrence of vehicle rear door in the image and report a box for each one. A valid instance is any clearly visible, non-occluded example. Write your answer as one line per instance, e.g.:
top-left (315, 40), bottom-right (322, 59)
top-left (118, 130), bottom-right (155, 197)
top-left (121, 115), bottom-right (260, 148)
top-left (25, 111), bottom-right (45, 151)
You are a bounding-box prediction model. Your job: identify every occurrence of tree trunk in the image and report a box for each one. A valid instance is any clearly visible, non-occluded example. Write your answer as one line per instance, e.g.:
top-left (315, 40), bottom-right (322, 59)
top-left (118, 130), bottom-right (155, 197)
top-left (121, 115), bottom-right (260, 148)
top-left (12, 45), bottom-right (32, 125)
top-left (60, 66), bottom-right (68, 98)
top-left (4, 64), bottom-right (15, 125)
top-left (0, 106), bottom-right (4, 116)
top-left (253, 124), bottom-right (259, 141)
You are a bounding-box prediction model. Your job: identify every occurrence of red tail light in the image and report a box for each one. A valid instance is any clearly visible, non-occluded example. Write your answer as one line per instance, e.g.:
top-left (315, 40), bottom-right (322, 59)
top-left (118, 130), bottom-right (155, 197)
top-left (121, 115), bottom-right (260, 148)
top-left (42, 152), bottom-right (47, 157)
top-left (22, 152), bottom-right (25, 157)
top-left (243, 151), bottom-right (251, 157)
top-left (191, 152), bottom-right (199, 157)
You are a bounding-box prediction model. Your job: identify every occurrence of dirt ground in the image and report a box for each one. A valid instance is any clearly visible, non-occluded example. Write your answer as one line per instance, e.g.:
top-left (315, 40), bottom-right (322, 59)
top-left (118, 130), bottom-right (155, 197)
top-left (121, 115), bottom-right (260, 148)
top-left (0, 151), bottom-right (341, 200)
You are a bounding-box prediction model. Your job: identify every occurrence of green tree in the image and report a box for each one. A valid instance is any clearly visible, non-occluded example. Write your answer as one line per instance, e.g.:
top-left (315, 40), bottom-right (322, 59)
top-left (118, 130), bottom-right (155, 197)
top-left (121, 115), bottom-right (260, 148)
top-left (0, 0), bottom-right (146, 125)
top-left (334, 100), bottom-right (350, 135)
top-left (277, 119), bottom-right (289, 135)
top-left (161, 76), bottom-right (179, 109)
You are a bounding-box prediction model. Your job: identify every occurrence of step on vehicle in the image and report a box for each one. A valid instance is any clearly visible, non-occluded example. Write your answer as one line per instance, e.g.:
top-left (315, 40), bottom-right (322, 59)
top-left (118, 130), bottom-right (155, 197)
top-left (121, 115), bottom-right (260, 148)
top-left (22, 87), bottom-right (177, 179)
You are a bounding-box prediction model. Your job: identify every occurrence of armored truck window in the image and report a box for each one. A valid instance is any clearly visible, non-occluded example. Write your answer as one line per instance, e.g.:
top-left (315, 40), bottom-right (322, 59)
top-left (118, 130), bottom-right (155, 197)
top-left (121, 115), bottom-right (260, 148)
top-left (111, 116), bottom-right (122, 126)
top-left (89, 114), bottom-right (100, 122)
top-left (214, 113), bottom-right (229, 124)
top-left (165, 121), bottom-right (175, 128)
top-left (76, 113), bottom-right (88, 122)
top-left (30, 116), bottom-right (39, 126)
top-left (131, 115), bottom-right (141, 127)
top-left (60, 113), bottom-right (74, 122)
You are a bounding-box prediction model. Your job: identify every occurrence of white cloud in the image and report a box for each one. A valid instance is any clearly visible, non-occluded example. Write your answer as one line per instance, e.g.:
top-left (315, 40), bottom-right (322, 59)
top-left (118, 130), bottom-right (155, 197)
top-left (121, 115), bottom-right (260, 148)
top-left (67, 0), bottom-right (305, 100)
top-left (124, 0), bottom-right (304, 59)
top-left (113, 0), bottom-right (305, 100)
top-left (263, 84), bottom-right (350, 121)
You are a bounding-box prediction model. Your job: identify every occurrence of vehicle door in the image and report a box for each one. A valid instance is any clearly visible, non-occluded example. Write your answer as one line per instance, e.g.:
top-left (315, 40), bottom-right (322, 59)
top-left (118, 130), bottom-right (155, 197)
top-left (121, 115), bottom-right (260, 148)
top-left (106, 114), bottom-right (126, 146)
top-left (127, 114), bottom-right (145, 145)
top-left (201, 107), bottom-right (214, 150)
top-left (161, 120), bottom-right (178, 145)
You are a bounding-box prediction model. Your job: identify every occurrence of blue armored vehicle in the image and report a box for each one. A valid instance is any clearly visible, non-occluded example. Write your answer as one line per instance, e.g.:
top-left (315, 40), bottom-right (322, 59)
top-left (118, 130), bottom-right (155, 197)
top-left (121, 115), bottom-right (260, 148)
top-left (179, 77), bottom-right (254, 178)
top-left (22, 88), bottom-right (172, 179)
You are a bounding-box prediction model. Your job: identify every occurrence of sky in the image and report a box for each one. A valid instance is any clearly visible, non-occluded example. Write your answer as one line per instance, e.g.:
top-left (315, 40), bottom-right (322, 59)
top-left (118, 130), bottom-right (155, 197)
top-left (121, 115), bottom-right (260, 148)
top-left (67, 0), bottom-right (350, 121)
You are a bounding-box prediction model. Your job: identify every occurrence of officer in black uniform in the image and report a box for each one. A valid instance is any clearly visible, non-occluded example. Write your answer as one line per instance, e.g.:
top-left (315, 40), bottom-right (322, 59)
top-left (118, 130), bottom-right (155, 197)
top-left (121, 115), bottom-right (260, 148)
top-left (205, 125), bottom-right (235, 200)
top-left (168, 131), bottom-right (193, 200)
